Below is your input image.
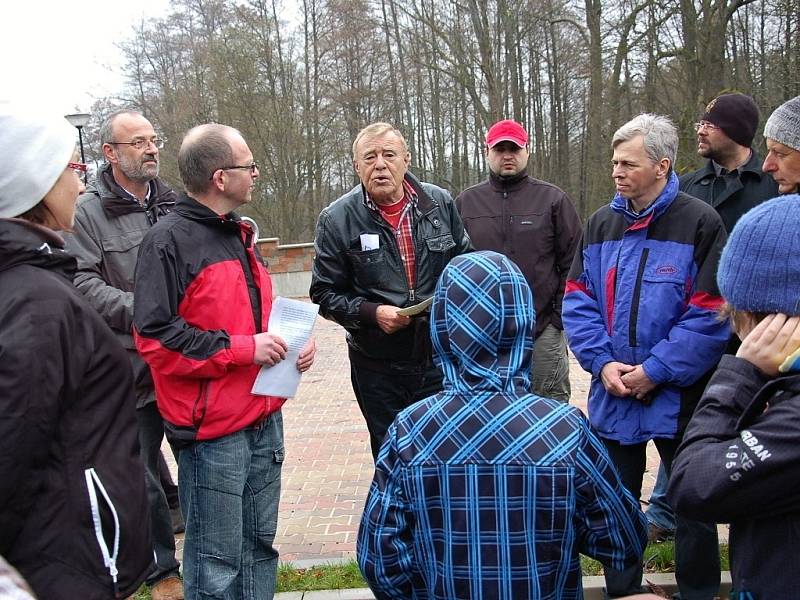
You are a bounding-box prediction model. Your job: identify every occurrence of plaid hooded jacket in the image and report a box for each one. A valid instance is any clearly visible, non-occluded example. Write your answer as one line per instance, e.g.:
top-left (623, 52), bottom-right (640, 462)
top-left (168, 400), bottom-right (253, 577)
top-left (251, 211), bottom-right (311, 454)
top-left (357, 251), bottom-right (647, 599)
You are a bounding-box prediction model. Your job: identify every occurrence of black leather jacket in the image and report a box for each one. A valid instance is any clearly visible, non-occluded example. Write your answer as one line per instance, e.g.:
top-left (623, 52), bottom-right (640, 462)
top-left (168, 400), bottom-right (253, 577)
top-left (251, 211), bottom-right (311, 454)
top-left (310, 173), bottom-right (472, 365)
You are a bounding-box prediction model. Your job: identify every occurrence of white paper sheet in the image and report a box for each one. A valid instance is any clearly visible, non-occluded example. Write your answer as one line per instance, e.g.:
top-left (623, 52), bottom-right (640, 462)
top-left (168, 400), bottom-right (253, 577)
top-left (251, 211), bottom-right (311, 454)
top-left (360, 233), bottom-right (380, 251)
top-left (251, 297), bottom-right (319, 398)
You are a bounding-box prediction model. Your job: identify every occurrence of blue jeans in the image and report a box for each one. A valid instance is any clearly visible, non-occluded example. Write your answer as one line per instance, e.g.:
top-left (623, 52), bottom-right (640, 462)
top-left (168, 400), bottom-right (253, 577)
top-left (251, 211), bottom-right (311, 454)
top-left (646, 462), bottom-right (675, 532)
top-left (178, 412), bottom-right (284, 599)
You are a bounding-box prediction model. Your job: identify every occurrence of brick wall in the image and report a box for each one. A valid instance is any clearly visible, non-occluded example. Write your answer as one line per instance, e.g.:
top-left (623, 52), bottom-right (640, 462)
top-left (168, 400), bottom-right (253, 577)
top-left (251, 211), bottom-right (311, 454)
top-left (258, 237), bottom-right (314, 274)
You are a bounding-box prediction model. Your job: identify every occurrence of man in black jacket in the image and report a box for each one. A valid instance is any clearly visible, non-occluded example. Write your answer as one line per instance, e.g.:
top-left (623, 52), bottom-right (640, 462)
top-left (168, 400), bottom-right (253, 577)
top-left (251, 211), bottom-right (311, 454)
top-left (455, 119), bottom-right (581, 402)
top-left (310, 122), bottom-right (472, 460)
top-left (64, 110), bottom-right (181, 600)
top-left (679, 93), bottom-right (777, 232)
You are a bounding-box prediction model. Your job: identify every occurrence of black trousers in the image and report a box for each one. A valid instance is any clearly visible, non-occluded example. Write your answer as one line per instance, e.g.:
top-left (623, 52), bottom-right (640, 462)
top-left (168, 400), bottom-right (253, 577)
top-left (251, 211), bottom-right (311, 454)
top-left (136, 402), bottom-right (181, 585)
top-left (602, 437), bottom-right (720, 600)
top-left (349, 349), bottom-right (443, 461)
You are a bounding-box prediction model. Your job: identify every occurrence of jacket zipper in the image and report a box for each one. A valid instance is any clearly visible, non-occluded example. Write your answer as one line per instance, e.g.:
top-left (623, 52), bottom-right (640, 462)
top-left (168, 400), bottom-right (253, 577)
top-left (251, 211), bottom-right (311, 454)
top-left (192, 380), bottom-right (210, 426)
top-left (84, 468), bottom-right (121, 597)
top-left (629, 247), bottom-right (650, 347)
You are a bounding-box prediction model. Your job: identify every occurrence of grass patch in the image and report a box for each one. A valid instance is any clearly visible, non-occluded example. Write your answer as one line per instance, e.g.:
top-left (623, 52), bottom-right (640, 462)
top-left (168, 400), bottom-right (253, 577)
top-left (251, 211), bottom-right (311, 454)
top-left (584, 541), bottom-right (729, 576)
top-left (277, 560), bottom-right (366, 592)
top-left (131, 544), bottom-right (730, 596)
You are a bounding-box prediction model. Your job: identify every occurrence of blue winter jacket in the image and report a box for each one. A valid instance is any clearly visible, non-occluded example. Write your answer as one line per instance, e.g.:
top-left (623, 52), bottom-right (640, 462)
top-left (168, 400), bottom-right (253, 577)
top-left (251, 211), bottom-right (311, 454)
top-left (563, 173), bottom-right (729, 444)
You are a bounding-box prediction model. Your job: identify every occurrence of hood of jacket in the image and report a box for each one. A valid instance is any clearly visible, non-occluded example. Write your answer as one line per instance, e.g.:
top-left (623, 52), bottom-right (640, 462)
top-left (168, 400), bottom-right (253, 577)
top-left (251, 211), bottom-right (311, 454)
top-left (430, 250), bottom-right (534, 395)
top-left (0, 218), bottom-right (75, 280)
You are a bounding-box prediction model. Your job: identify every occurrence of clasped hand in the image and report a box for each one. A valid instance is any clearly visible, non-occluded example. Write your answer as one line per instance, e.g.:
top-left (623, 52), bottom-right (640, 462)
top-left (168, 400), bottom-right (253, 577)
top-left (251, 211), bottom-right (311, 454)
top-left (601, 361), bottom-right (656, 400)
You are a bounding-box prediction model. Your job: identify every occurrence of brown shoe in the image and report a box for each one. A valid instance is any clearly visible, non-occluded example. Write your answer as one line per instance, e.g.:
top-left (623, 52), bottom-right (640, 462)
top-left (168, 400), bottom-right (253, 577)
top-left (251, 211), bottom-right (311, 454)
top-left (646, 522), bottom-right (674, 543)
top-left (151, 576), bottom-right (184, 600)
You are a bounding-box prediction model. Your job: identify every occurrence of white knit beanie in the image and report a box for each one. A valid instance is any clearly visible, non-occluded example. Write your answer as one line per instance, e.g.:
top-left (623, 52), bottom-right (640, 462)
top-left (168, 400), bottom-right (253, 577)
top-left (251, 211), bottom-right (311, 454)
top-left (0, 103), bottom-right (77, 218)
top-left (763, 96), bottom-right (800, 151)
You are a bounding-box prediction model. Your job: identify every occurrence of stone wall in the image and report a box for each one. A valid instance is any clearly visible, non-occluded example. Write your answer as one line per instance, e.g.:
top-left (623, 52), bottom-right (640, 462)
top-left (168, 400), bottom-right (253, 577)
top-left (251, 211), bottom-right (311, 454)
top-left (257, 237), bottom-right (314, 298)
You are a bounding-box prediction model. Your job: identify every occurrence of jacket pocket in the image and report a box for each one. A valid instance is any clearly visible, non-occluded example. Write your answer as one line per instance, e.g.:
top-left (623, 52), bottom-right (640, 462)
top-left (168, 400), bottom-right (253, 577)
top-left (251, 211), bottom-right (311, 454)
top-left (636, 264), bottom-right (687, 350)
top-left (424, 234), bottom-right (457, 276)
top-left (100, 230), bottom-right (147, 289)
top-left (84, 468), bottom-right (121, 592)
top-left (347, 248), bottom-right (387, 287)
top-left (425, 234), bottom-right (456, 253)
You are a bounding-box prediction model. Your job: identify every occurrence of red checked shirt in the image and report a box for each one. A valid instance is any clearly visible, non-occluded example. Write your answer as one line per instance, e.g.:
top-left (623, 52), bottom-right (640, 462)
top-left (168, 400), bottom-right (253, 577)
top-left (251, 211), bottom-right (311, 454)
top-left (369, 180), bottom-right (417, 292)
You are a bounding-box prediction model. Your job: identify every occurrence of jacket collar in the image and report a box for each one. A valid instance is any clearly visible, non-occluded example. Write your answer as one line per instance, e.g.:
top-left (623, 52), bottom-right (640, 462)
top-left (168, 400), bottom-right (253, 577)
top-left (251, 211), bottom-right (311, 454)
top-left (489, 169), bottom-right (528, 191)
top-left (695, 149), bottom-right (766, 181)
top-left (89, 163), bottom-right (177, 220)
top-left (736, 371), bottom-right (800, 431)
top-left (174, 192), bottom-right (247, 233)
top-left (611, 170), bottom-right (680, 224)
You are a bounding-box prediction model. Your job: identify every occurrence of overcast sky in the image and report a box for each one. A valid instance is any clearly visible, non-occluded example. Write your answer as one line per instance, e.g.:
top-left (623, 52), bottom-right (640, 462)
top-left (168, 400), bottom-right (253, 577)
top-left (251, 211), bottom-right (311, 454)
top-left (2, 0), bottom-right (172, 116)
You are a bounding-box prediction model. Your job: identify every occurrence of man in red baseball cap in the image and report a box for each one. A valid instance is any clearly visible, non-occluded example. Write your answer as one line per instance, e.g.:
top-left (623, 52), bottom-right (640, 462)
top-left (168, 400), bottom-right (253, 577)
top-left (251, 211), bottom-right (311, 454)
top-left (456, 119), bottom-right (581, 402)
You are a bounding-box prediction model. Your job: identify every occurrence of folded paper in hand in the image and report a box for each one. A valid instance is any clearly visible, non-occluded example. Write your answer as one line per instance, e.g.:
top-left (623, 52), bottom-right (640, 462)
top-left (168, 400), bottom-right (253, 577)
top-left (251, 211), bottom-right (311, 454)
top-left (397, 296), bottom-right (433, 317)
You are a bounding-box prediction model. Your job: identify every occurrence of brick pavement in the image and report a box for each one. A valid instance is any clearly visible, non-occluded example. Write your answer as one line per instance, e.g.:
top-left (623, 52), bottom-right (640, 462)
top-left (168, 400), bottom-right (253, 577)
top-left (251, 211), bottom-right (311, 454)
top-left (273, 315), bottom-right (675, 564)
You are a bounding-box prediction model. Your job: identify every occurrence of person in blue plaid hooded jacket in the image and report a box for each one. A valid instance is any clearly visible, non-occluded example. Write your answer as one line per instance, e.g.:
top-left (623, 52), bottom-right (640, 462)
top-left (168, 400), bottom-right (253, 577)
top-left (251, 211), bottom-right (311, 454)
top-left (357, 250), bottom-right (647, 599)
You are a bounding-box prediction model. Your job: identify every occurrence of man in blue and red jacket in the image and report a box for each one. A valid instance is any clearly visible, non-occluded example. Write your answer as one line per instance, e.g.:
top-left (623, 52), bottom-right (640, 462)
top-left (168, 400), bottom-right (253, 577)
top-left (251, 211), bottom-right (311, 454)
top-left (563, 113), bottom-right (729, 599)
top-left (133, 124), bottom-right (315, 600)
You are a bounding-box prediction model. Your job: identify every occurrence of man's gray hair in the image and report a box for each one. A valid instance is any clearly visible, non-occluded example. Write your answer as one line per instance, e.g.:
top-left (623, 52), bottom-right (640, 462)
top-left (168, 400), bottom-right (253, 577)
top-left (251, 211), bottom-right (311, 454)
top-left (98, 109), bottom-right (145, 145)
top-left (612, 113), bottom-right (678, 169)
top-left (352, 122), bottom-right (408, 160)
top-left (178, 124), bottom-right (238, 195)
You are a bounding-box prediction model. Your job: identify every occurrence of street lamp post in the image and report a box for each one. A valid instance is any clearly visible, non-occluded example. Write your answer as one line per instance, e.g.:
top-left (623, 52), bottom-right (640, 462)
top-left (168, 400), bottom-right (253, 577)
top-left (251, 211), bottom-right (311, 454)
top-left (65, 113), bottom-right (91, 183)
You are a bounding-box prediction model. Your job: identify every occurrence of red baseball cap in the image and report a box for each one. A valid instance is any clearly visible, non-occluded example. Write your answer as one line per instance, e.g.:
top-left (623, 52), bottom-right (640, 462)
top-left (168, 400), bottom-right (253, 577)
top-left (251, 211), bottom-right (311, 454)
top-left (486, 119), bottom-right (528, 148)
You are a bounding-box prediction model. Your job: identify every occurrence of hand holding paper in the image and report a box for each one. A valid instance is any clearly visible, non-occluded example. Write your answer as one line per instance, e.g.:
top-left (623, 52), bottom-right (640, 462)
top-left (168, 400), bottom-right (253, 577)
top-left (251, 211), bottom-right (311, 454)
top-left (251, 297), bottom-right (319, 397)
top-left (253, 332), bottom-right (288, 365)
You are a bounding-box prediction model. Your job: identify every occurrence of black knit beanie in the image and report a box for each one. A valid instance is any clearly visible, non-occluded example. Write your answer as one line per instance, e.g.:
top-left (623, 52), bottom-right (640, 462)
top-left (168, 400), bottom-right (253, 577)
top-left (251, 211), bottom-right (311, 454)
top-left (701, 93), bottom-right (759, 148)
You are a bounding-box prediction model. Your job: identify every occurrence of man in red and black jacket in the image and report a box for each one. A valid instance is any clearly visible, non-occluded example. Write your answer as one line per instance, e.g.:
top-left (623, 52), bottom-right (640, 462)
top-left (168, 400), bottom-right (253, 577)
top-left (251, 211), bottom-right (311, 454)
top-left (133, 123), bottom-right (315, 600)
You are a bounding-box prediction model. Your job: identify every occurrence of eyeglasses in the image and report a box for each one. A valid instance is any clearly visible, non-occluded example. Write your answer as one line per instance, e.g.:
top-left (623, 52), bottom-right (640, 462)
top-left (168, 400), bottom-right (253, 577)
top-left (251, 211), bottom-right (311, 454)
top-left (68, 161), bottom-right (88, 177)
top-left (210, 163), bottom-right (259, 179)
top-left (109, 137), bottom-right (165, 150)
top-left (693, 121), bottom-right (720, 132)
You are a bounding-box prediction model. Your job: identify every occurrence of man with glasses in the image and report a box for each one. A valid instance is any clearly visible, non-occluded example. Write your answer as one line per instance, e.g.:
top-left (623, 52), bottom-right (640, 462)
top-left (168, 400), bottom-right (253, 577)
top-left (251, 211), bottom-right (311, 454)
top-left (64, 110), bottom-right (181, 600)
top-left (134, 124), bottom-right (315, 600)
top-left (763, 95), bottom-right (800, 194)
top-left (680, 93), bottom-right (777, 232)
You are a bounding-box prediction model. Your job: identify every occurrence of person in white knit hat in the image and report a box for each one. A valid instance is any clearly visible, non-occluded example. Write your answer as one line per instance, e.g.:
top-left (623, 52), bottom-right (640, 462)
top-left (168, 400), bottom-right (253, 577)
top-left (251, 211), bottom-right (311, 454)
top-left (0, 105), bottom-right (153, 599)
top-left (762, 95), bottom-right (800, 194)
